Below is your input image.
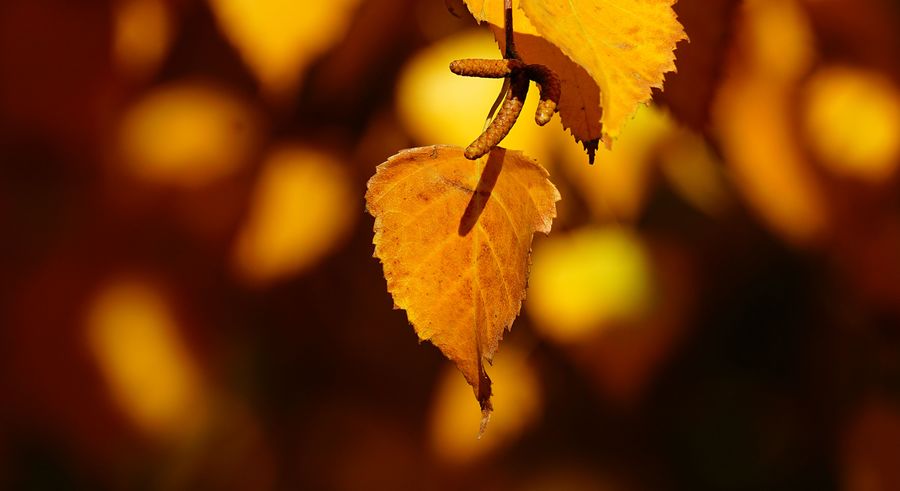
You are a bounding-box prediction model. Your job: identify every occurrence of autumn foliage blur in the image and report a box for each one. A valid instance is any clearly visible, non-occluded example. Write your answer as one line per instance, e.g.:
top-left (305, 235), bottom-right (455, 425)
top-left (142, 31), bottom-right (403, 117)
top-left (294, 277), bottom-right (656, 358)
top-left (1, 0), bottom-right (900, 490)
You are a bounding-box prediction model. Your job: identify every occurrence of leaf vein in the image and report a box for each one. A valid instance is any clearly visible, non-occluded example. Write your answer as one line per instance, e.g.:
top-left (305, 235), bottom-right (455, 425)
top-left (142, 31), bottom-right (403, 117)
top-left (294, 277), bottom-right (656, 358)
top-left (370, 157), bottom-right (444, 206)
top-left (478, 226), bottom-right (516, 318)
top-left (487, 191), bottom-right (524, 248)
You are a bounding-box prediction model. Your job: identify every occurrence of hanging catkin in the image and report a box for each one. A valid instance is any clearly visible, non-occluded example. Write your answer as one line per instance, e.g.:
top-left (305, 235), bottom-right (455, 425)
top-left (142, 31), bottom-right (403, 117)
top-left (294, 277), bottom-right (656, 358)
top-left (525, 64), bottom-right (560, 126)
top-left (450, 54), bottom-right (561, 158)
top-left (464, 71), bottom-right (530, 160)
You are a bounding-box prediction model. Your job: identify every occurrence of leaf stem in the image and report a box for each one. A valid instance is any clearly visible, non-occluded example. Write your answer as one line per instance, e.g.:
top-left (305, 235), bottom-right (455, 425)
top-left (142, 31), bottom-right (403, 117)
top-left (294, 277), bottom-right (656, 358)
top-left (484, 0), bottom-right (518, 139)
top-left (504, 0), bottom-right (518, 59)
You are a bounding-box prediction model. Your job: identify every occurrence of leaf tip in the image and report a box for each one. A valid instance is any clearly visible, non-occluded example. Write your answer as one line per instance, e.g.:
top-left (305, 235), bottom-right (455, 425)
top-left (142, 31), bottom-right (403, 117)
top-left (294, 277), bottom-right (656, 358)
top-left (444, 0), bottom-right (468, 18)
top-left (477, 407), bottom-right (492, 439)
top-left (583, 139), bottom-right (599, 165)
top-left (476, 355), bottom-right (493, 436)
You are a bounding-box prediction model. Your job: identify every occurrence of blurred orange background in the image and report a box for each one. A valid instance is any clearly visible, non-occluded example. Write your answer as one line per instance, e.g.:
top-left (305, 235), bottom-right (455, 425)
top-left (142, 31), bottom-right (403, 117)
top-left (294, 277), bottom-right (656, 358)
top-left (1, 0), bottom-right (900, 489)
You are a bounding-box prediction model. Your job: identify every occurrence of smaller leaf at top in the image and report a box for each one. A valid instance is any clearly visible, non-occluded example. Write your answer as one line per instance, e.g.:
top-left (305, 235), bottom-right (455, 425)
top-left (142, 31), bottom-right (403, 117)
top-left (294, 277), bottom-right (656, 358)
top-left (366, 146), bottom-right (559, 429)
top-left (519, 0), bottom-right (687, 145)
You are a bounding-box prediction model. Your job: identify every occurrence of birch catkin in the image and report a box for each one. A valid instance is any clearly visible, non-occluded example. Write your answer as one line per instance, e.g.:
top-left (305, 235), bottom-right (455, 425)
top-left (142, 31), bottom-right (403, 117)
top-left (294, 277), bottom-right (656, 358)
top-left (525, 64), bottom-right (560, 126)
top-left (450, 55), bottom-right (561, 158)
top-left (464, 72), bottom-right (530, 160)
top-left (449, 58), bottom-right (526, 78)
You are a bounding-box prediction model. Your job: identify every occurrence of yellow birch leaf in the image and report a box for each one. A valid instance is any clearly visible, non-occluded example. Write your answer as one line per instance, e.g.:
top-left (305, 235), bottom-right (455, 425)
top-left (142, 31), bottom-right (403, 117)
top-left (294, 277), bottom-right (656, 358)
top-left (519, 0), bottom-right (686, 146)
top-left (366, 145), bottom-right (559, 426)
top-left (463, 0), bottom-right (686, 149)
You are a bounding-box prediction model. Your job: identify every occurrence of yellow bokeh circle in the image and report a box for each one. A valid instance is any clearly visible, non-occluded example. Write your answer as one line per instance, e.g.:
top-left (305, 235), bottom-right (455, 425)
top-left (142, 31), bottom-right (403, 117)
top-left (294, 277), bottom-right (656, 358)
top-left (117, 82), bottom-right (261, 188)
top-left (802, 66), bottom-right (900, 182)
top-left (527, 227), bottom-right (655, 344)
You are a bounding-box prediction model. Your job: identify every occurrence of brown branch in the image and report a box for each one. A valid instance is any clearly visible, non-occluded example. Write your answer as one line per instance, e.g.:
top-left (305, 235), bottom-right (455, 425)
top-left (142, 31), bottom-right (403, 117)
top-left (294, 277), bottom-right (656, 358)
top-left (504, 0), bottom-right (518, 59)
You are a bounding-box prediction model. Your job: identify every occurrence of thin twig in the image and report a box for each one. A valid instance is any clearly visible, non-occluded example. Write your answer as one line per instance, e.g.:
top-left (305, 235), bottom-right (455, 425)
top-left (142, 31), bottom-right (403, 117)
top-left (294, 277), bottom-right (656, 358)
top-left (504, 0), bottom-right (518, 59)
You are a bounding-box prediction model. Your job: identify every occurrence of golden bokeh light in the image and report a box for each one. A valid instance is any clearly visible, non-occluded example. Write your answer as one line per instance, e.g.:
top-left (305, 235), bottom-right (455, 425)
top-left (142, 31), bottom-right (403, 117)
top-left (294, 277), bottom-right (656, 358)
top-left (527, 227), bottom-right (655, 344)
top-left (208, 0), bottom-right (360, 100)
top-left (396, 29), bottom-right (552, 163)
top-left (557, 104), bottom-right (672, 222)
top-left (231, 145), bottom-right (356, 286)
top-left (658, 127), bottom-right (732, 217)
top-left (428, 346), bottom-right (541, 465)
top-left (85, 278), bottom-right (207, 438)
top-left (715, 81), bottom-right (830, 246)
top-left (802, 66), bottom-right (900, 182)
top-left (117, 82), bottom-right (261, 188)
top-left (113, 0), bottom-right (172, 80)
top-left (713, 0), bottom-right (829, 246)
top-left (743, 0), bottom-right (816, 82)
